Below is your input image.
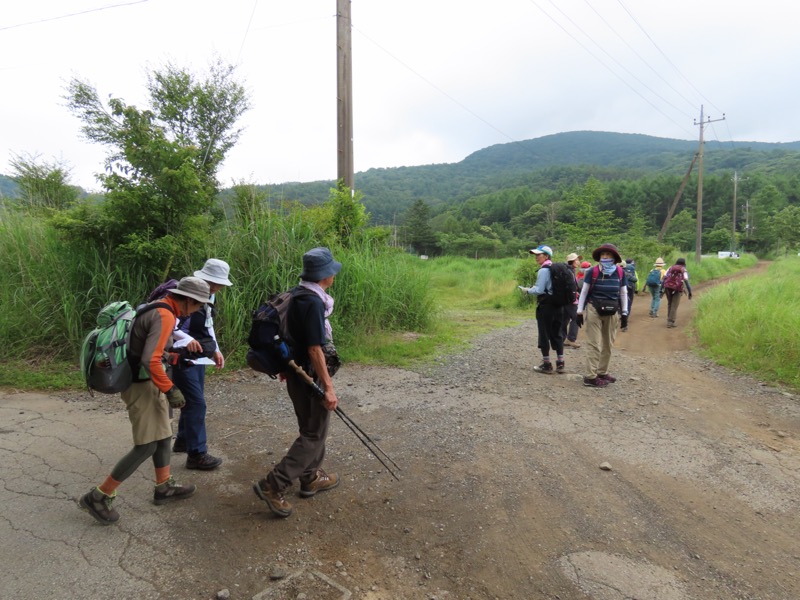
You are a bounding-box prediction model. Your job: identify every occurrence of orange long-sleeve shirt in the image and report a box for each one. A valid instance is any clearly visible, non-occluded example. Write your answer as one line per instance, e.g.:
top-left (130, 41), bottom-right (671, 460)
top-left (128, 297), bottom-right (180, 393)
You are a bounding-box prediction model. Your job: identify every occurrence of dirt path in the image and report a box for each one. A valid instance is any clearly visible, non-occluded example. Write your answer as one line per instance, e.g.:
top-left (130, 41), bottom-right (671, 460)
top-left (2, 261), bottom-right (799, 600)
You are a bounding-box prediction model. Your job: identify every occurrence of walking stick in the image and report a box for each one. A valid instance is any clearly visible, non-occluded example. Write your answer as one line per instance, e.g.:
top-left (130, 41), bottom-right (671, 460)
top-left (286, 360), bottom-right (401, 480)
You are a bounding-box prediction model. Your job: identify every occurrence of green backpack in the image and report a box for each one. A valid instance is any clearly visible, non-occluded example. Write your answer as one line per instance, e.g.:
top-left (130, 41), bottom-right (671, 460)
top-left (80, 301), bottom-right (172, 395)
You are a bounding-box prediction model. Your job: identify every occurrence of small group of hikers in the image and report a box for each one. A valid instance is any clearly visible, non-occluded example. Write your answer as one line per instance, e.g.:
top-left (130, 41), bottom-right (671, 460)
top-left (521, 243), bottom-right (693, 388)
top-left (80, 248), bottom-right (342, 525)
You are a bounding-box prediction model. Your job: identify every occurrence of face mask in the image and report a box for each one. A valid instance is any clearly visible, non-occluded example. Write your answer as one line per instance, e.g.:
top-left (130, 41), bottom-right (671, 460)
top-left (599, 258), bottom-right (616, 275)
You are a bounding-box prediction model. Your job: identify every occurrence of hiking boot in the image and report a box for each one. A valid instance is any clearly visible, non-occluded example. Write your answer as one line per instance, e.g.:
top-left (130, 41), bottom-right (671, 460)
top-left (186, 452), bottom-right (223, 471)
top-left (79, 487), bottom-right (120, 525)
top-left (299, 469), bottom-right (340, 498)
top-left (564, 339), bottom-right (581, 349)
top-left (599, 373), bottom-right (617, 383)
top-left (583, 376), bottom-right (609, 388)
top-left (153, 477), bottom-right (196, 505)
top-left (667, 321), bottom-right (676, 328)
top-left (171, 438), bottom-right (186, 453)
top-left (556, 360), bottom-right (566, 374)
top-left (253, 479), bottom-right (293, 517)
top-left (533, 362), bottom-right (554, 374)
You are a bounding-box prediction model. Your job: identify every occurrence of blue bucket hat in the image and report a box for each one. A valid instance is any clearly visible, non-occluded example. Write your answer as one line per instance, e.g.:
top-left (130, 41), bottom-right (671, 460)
top-left (300, 247), bottom-right (342, 281)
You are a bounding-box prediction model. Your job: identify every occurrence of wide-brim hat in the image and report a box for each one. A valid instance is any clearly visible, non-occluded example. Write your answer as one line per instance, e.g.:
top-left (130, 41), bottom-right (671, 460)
top-left (529, 244), bottom-right (553, 258)
top-left (592, 243), bottom-right (622, 263)
top-left (300, 247), bottom-right (342, 281)
top-left (654, 257), bottom-right (666, 267)
top-left (565, 252), bottom-right (580, 263)
top-left (194, 258), bottom-right (232, 286)
top-left (171, 276), bottom-right (211, 304)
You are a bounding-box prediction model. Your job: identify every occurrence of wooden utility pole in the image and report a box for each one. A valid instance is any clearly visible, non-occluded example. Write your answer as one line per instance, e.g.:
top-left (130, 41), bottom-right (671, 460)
top-left (694, 105), bottom-right (725, 262)
top-left (336, 0), bottom-right (354, 191)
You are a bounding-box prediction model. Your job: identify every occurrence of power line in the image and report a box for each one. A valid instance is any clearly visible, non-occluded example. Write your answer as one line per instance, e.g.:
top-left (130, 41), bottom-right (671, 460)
top-left (0, 0), bottom-right (150, 32)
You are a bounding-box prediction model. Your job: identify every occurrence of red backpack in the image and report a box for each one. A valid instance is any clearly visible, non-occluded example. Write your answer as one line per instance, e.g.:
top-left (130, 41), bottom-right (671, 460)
top-left (662, 265), bottom-right (685, 292)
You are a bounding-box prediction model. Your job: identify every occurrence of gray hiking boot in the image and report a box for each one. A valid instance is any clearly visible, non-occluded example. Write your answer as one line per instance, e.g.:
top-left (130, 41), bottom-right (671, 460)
top-left (79, 487), bottom-right (120, 525)
top-left (153, 477), bottom-right (196, 505)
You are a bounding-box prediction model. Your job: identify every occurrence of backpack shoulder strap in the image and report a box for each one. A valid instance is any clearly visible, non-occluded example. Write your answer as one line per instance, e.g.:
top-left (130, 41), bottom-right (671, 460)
top-left (137, 301), bottom-right (175, 317)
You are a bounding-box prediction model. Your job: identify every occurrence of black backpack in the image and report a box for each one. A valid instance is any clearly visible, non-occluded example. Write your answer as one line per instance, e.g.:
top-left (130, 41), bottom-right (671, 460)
top-left (544, 262), bottom-right (578, 306)
top-left (246, 287), bottom-right (315, 378)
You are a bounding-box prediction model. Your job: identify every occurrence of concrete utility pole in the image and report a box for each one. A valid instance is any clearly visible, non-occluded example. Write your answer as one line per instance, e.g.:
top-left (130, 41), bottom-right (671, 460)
top-left (694, 105), bottom-right (725, 262)
top-left (731, 171), bottom-right (746, 252)
top-left (336, 0), bottom-right (354, 191)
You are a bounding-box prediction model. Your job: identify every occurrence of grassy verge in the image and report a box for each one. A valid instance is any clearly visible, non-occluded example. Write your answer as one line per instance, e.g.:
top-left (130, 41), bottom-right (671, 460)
top-left (695, 257), bottom-right (800, 391)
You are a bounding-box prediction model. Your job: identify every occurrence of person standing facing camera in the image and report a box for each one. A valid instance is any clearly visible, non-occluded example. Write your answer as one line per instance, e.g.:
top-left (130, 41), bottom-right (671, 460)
top-left (576, 244), bottom-right (628, 388)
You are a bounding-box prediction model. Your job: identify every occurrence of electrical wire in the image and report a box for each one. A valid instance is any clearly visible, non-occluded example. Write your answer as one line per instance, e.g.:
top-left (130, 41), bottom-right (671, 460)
top-left (0, 0), bottom-right (150, 32)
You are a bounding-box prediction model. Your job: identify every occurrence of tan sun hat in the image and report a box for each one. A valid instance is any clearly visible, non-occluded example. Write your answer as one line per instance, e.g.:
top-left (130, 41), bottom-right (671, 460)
top-left (565, 252), bottom-right (580, 263)
top-left (654, 257), bottom-right (666, 267)
top-left (170, 276), bottom-right (211, 304)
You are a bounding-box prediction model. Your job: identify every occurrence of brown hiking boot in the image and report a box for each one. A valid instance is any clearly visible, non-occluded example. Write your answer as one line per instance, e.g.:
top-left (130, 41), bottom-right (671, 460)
top-left (79, 487), bottom-right (120, 525)
top-left (153, 477), bottom-right (196, 505)
top-left (564, 339), bottom-right (581, 348)
top-left (299, 469), bottom-right (340, 498)
top-left (253, 479), bottom-right (293, 517)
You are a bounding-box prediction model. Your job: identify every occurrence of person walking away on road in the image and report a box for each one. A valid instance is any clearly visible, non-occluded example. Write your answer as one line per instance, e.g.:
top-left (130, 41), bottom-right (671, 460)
top-left (253, 247), bottom-right (342, 518)
top-left (562, 253), bottom-right (582, 348)
top-left (79, 277), bottom-right (211, 525)
top-left (576, 244), bottom-right (628, 388)
top-left (661, 257), bottom-right (693, 328)
top-left (645, 258), bottom-right (667, 318)
top-left (520, 245), bottom-right (566, 374)
top-left (171, 259), bottom-right (233, 471)
top-left (622, 259), bottom-right (638, 327)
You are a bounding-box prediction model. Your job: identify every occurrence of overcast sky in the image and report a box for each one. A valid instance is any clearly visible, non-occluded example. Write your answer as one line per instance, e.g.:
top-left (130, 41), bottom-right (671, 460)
top-left (2, 1), bottom-right (798, 191)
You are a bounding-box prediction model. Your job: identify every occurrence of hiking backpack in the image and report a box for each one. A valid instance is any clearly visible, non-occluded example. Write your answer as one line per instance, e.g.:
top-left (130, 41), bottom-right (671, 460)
top-left (80, 301), bottom-right (173, 395)
top-left (246, 287), bottom-right (316, 378)
top-left (645, 268), bottom-right (662, 288)
top-left (623, 264), bottom-right (638, 285)
top-left (146, 278), bottom-right (178, 302)
top-left (662, 265), bottom-right (686, 292)
top-left (544, 262), bottom-right (578, 306)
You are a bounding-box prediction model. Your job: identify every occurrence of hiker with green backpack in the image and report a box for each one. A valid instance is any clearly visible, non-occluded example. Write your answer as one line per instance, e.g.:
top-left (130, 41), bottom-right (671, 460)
top-left (79, 277), bottom-right (211, 526)
top-left (644, 257), bottom-right (667, 318)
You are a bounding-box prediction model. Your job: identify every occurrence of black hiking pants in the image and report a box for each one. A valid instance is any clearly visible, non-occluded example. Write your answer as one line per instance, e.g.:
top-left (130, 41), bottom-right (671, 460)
top-left (536, 301), bottom-right (564, 357)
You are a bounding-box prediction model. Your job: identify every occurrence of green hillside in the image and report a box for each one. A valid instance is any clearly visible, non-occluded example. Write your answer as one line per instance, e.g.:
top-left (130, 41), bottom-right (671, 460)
top-left (257, 131), bottom-right (800, 224)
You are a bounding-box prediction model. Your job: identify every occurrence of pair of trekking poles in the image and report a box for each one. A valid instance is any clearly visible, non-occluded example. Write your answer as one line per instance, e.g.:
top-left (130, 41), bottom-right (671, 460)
top-left (287, 360), bottom-right (401, 481)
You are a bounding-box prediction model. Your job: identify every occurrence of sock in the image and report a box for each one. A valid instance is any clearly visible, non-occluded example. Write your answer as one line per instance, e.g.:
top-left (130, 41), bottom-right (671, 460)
top-left (155, 466), bottom-right (171, 486)
top-left (98, 476), bottom-right (121, 497)
top-left (542, 356), bottom-right (551, 364)
top-left (557, 355), bottom-right (565, 362)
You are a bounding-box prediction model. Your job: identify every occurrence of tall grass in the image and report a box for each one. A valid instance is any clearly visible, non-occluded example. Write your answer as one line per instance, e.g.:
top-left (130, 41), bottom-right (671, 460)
top-left (695, 257), bottom-right (800, 390)
top-left (0, 205), bottom-right (436, 381)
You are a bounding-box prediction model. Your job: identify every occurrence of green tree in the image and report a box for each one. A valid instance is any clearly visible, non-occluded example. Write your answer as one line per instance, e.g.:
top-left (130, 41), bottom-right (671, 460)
top-left (403, 199), bottom-right (438, 255)
top-left (9, 153), bottom-right (79, 211)
top-left (326, 180), bottom-right (370, 247)
top-left (560, 177), bottom-right (620, 250)
top-left (59, 60), bottom-right (250, 278)
top-left (771, 205), bottom-right (800, 253)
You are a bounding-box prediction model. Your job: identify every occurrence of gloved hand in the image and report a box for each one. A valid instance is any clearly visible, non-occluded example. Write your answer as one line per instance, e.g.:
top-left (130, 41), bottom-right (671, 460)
top-left (620, 314), bottom-right (629, 330)
top-left (576, 313), bottom-right (584, 328)
top-left (165, 387), bottom-right (185, 409)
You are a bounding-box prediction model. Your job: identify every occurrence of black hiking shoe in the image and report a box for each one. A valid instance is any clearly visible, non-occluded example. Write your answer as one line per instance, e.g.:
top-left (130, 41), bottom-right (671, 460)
top-left (253, 479), bottom-right (293, 517)
top-left (171, 438), bottom-right (186, 453)
top-left (533, 362), bottom-right (554, 374)
top-left (153, 477), bottom-right (196, 505)
top-left (186, 452), bottom-right (223, 471)
top-left (556, 360), bottom-right (566, 374)
top-left (79, 487), bottom-right (120, 525)
top-left (598, 373), bottom-right (617, 383)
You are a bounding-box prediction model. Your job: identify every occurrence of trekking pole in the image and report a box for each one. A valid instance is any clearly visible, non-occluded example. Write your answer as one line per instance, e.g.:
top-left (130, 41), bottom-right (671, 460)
top-left (334, 406), bottom-right (401, 472)
top-left (286, 360), bottom-right (401, 481)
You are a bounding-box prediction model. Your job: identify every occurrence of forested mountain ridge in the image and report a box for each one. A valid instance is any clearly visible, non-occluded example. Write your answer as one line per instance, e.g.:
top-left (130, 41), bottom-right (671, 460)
top-left (258, 131), bottom-right (800, 224)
